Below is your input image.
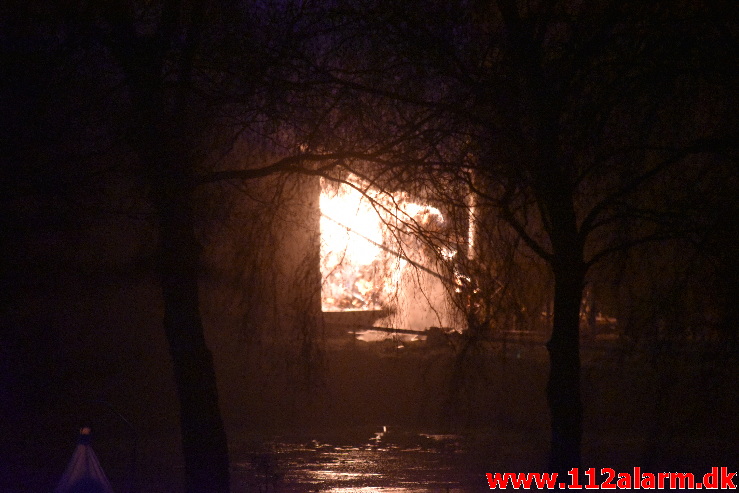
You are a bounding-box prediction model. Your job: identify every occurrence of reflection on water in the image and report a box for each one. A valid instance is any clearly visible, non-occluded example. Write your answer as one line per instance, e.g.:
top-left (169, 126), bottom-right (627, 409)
top-left (232, 427), bottom-right (485, 492)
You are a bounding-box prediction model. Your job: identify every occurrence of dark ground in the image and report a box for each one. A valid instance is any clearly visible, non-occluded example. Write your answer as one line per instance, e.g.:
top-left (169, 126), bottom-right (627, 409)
top-left (1, 326), bottom-right (737, 492)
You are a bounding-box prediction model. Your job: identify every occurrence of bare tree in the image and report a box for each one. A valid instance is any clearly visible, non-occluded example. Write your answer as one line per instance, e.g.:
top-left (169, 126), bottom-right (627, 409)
top-left (1, 1), bottom-right (333, 490)
top-left (291, 0), bottom-right (738, 476)
top-left (5, 0), bottom-right (735, 487)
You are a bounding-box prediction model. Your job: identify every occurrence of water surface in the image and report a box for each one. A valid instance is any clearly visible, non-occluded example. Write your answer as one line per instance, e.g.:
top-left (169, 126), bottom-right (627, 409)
top-left (232, 427), bottom-right (489, 492)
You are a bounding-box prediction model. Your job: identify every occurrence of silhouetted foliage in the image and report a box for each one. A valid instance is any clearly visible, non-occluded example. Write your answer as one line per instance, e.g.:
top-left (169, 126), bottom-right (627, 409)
top-left (287, 0), bottom-right (738, 476)
top-left (2, 0), bottom-right (736, 488)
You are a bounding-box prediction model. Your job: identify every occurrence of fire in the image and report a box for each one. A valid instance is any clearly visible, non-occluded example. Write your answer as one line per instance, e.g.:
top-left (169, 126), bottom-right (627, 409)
top-left (320, 177), bottom-right (400, 311)
top-left (319, 175), bottom-right (457, 331)
top-left (320, 181), bottom-right (384, 268)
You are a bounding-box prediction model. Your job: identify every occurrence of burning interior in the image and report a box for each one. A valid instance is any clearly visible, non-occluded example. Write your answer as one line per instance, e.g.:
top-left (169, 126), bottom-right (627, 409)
top-left (318, 174), bottom-right (619, 340)
top-left (319, 175), bottom-right (464, 336)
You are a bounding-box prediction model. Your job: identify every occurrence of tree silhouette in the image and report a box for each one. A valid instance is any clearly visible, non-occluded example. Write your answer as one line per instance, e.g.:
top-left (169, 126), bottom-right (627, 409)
top-left (3, 0), bottom-right (736, 488)
top-left (295, 0), bottom-right (738, 476)
top-left (1, 1), bottom-right (329, 490)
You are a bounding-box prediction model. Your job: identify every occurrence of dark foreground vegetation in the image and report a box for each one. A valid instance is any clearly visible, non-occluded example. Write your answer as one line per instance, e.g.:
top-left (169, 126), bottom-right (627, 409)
top-left (2, 1), bottom-right (736, 491)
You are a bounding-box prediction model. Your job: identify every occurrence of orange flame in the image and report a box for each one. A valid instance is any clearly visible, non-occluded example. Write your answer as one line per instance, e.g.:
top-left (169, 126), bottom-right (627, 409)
top-left (319, 175), bottom-right (452, 320)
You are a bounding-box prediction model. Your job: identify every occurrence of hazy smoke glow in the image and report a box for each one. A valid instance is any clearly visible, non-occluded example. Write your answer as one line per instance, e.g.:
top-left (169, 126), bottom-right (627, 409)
top-left (320, 175), bottom-right (462, 333)
top-left (320, 177), bottom-right (402, 312)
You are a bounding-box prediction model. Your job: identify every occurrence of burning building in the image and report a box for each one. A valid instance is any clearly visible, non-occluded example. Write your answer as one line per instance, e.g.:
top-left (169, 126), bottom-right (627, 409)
top-left (319, 174), bottom-right (466, 339)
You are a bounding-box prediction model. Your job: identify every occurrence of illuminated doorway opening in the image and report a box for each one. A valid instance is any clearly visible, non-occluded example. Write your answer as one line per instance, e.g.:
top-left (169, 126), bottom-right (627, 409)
top-left (319, 175), bottom-right (462, 332)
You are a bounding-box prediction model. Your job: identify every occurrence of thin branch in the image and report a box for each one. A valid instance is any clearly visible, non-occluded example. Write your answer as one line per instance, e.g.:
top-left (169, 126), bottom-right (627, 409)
top-left (198, 151), bottom-right (384, 184)
top-left (578, 135), bottom-right (737, 240)
top-left (585, 230), bottom-right (699, 269)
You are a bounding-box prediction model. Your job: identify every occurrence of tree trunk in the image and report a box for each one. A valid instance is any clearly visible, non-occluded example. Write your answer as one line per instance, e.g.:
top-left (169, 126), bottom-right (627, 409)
top-left (539, 167), bottom-right (586, 482)
top-left (547, 256), bottom-right (585, 481)
top-left (155, 170), bottom-right (231, 493)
